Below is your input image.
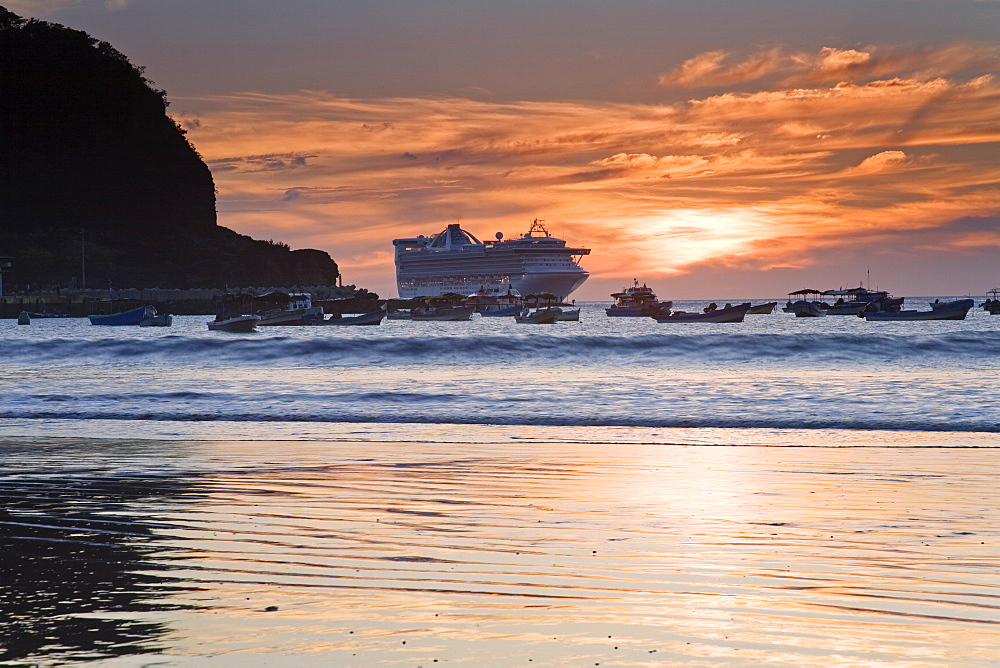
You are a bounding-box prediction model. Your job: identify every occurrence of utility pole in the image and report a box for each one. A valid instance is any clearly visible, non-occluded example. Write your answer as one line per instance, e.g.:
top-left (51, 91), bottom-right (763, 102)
top-left (81, 228), bottom-right (86, 293)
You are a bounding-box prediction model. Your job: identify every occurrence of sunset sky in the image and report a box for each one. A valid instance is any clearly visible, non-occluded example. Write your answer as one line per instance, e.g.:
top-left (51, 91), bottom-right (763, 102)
top-left (12, 0), bottom-right (1000, 299)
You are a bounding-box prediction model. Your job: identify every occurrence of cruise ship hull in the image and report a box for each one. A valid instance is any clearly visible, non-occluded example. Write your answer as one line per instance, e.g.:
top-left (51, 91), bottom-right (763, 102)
top-left (398, 270), bottom-right (588, 301)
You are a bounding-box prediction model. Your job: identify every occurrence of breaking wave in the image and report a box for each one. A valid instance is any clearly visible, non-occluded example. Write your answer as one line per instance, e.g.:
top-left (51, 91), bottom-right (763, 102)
top-left (7, 331), bottom-right (1000, 366)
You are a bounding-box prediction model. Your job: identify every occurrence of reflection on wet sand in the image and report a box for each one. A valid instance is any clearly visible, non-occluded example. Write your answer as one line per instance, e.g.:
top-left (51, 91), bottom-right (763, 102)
top-left (2, 438), bottom-right (999, 664)
top-left (0, 440), bottom-right (203, 663)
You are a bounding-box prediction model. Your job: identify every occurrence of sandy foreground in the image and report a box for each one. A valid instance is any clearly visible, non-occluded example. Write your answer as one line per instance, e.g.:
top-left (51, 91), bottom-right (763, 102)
top-left (2, 435), bottom-right (999, 665)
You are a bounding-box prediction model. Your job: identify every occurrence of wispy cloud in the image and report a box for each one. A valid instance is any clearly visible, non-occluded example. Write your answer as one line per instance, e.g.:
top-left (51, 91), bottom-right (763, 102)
top-left (4, 0), bottom-right (131, 12)
top-left (657, 48), bottom-right (784, 87)
top-left (177, 44), bottom-right (1000, 296)
top-left (208, 153), bottom-right (314, 173)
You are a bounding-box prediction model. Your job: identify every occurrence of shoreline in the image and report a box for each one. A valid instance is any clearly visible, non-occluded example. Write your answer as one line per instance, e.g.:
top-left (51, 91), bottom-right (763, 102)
top-left (2, 422), bottom-right (998, 447)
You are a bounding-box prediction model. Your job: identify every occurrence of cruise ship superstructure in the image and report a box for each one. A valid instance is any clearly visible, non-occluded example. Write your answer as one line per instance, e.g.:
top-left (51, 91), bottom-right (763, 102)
top-left (393, 219), bottom-right (590, 300)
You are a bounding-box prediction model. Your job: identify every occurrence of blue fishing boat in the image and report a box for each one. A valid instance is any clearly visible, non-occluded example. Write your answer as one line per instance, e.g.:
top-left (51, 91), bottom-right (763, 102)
top-left (88, 305), bottom-right (155, 326)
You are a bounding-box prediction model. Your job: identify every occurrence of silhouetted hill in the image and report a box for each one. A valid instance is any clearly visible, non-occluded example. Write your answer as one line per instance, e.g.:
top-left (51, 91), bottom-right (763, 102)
top-left (0, 6), bottom-right (338, 289)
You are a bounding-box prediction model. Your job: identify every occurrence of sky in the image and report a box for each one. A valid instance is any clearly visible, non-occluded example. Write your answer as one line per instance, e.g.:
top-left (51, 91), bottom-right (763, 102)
top-left (9, 0), bottom-right (1000, 299)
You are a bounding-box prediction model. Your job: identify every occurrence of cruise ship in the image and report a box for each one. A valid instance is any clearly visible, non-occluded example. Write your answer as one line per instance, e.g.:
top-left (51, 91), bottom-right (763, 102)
top-left (393, 219), bottom-right (590, 300)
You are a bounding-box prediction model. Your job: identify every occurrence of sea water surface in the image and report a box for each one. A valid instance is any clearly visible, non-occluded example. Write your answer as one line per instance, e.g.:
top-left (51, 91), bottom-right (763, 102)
top-left (2, 299), bottom-right (999, 439)
top-left (2, 299), bottom-right (999, 665)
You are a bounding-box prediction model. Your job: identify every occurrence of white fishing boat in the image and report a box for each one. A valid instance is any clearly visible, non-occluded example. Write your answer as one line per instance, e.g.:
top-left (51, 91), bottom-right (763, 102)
top-left (862, 298), bottom-right (974, 321)
top-left (521, 291), bottom-right (579, 321)
top-left (139, 312), bottom-right (172, 327)
top-left (606, 279), bottom-right (671, 317)
top-left (257, 293), bottom-right (324, 326)
top-left (208, 314), bottom-right (261, 332)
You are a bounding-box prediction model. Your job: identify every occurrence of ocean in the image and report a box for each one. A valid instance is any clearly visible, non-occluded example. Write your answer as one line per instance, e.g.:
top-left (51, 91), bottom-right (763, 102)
top-left (2, 299), bottom-right (999, 665)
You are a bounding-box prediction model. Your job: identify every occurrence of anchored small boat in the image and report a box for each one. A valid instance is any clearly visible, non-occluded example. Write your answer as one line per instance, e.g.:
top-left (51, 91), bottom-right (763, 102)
top-left (89, 304), bottom-right (157, 326)
top-left (515, 307), bottom-right (562, 324)
top-left (606, 280), bottom-right (671, 317)
top-left (208, 314), bottom-right (261, 333)
top-left (783, 289), bottom-right (826, 317)
top-left (652, 302), bottom-right (752, 323)
top-left (820, 287), bottom-right (904, 315)
top-left (25, 311), bottom-right (70, 318)
top-left (466, 285), bottom-right (523, 317)
top-left (325, 310), bottom-right (386, 326)
top-left (521, 291), bottom-right (580, 321)
top-left (257, 293), bottom-right (325, 326)
top-left (747, 302), bottom-right (777, 315)
top-left (139, 312), bottom-right (172, 327)
top-left (981, 289), bottom-right (1000, 315)
top-left (410, 294), bottom-right (476, 321)
top-left (861, 298), bottom-right (974, 321)
top-left (411, 305), bottom-right (475, 321)
top-left (208, 294), bottom-right (261, 332)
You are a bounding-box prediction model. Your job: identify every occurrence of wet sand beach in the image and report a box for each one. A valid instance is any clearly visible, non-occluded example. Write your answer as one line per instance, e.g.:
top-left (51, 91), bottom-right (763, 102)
top-left (2, 434), bottom-right (998, 665)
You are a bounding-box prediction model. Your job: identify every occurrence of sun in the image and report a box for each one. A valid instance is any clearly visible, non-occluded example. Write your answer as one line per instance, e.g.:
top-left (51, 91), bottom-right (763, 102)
top-left (587, 209), bottom-right (770, 278)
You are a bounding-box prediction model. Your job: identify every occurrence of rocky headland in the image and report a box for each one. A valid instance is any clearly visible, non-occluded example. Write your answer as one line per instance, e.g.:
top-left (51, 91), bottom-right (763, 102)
top-left (0, 5), bottom-right (345, 299)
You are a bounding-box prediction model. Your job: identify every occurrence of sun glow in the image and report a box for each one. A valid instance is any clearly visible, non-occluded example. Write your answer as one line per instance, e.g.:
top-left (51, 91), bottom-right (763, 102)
top-left (590, 210), bottom-right (769, 278)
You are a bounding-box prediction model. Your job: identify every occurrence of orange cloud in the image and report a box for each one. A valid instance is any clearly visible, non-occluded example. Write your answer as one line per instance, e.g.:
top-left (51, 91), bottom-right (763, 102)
top-left (845, 150), bottom-right (912, 175)
top-left (657, 48), bottom-right (785, 87)
top-left (657, 43), bottom-right (1000, 89)
top-left (810, 47), bottom-right (872, 80)
top-left (176, 46), bottom-right (1000, 298)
